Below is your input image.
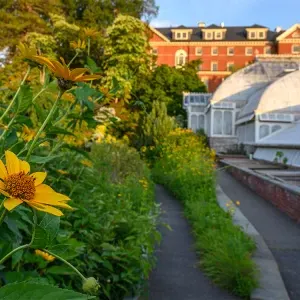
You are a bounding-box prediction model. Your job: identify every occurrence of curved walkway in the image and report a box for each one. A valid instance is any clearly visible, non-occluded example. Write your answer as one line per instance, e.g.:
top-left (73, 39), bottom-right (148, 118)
top-left (148, 185), bottom-right (237, 300)
top-left (218, 170), bottom-right (300, 300)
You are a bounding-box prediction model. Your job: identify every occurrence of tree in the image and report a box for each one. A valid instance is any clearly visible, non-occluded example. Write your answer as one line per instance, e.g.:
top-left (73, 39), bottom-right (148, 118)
top-left (102, 14), bottom-right (154, 100)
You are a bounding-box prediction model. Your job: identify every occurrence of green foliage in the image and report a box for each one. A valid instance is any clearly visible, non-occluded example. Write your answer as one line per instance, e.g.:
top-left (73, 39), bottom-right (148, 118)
top-left (102, 14), bottom-right (153, 100)
top-left (0, 282), bottom-right (96, 299)
top-left (152, 129), bottom-right (258, 298)
top-left (136, 62), bottom-right (207, 118)
top-left (134, 101), bottom-right (176, 149)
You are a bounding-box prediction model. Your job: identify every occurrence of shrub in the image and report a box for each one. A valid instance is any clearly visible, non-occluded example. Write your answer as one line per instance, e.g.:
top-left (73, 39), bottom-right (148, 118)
top-left (152, 128), bottom-right (258, 298)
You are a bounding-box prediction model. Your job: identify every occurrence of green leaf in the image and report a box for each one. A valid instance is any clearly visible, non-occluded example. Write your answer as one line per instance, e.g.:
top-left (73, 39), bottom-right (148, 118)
top-left (46, 126), bottom-right (75, 137)
top-left (85, 57), bottom-right (101, 73)
top-left (15, 84), bottom-right (33, 113)
top-left (31, 214), bottom-right (60, 249)
top-left (28, 155), bottom-right (61, 164)
top-left (0, 282), bottom-right (96, 299)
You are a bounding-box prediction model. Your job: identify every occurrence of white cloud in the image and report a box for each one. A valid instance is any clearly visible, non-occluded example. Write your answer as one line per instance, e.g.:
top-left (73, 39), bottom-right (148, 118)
top-left (150, 19), bottom-right (178, 28)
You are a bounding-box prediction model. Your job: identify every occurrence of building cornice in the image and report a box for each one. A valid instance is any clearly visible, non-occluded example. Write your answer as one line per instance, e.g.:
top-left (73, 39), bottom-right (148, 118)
top-left (197, 71), bottom-right (232, 76)
top-left (150, 41), bottom-right (272, 46)
top-left (276, 23), bottom-right (300, 41)
top-left (278, 38), bottom-right (300, 43)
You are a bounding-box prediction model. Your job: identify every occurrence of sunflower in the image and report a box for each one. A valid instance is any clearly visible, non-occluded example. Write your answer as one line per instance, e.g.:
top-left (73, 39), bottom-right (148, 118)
top-left (33, 56), bottom-right (101, 90)
top-left (70, 39), bottom-right (86, 51)
top-left (35, 249), bottom-right (55, 262)
top-left (83, 27), bottom-right (99, 38)
top-left (20, 125), bottom-right (36, 142)
top-left (0, 151), bottom-right (72, 216)
top-left (17, 43), bottom-right (38, 61)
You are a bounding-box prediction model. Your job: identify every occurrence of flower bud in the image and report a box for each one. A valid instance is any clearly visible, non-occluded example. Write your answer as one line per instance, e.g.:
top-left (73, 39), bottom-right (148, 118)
top-left (82, 277), bottom-right (100, 295)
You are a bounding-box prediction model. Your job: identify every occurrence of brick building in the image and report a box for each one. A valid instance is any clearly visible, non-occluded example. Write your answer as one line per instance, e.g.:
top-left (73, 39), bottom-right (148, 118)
top-left (149, 23), bottom-right (300, 92)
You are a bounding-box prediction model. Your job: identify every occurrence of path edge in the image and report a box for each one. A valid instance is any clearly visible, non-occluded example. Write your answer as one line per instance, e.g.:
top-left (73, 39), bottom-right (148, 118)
top-left (216, 184), bottom-right (290, 300)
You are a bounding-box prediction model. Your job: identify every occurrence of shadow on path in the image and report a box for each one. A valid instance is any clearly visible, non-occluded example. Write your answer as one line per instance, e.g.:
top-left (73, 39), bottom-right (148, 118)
top-left (218, 170), bottom-right (300, 300)
top-left (148, 185), bottom-right (238, 300)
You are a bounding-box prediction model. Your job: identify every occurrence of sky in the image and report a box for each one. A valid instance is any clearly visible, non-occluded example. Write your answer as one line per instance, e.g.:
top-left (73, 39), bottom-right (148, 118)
top-left (150, 0), bottom-right (300, 30)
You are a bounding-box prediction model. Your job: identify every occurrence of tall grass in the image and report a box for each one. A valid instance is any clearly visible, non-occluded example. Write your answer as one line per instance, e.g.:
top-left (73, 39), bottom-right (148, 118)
top-left (152, 128), bottom-right (258, 298)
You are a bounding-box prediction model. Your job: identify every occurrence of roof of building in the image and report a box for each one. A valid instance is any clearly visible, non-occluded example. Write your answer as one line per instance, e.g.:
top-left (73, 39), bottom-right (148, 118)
top-left (154, 25), bottom-right (281, 42)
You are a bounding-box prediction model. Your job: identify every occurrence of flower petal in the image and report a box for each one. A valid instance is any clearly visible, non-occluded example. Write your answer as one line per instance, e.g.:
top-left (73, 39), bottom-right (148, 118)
top-left (27, 202), bottom-right (63, 217)
top-left (0, 181), bottom-right (4, 189)
top-left (33, 188), bottom-right (71, 204)
top-left (20, 160), bottom-right (30, 174)
top-left (5, 151), bottom-right (20, 175)
top-left (76, 74), bottom-right (101, 82)
top-left (0, 160), bottom-right (8, 180)
top-left (70, 68), bottom-right (88, 79)
top-left (32, 56), bottom-right (56, 72)
top-left (0, 188), bottom-right (10, 197)
top-left (4, 197), bottom-right (23, 211)
top-left (31, 172), bottom-right (47, 186)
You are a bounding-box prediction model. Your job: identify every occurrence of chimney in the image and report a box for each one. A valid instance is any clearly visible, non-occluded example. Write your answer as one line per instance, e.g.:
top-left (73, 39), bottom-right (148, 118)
top-left (220, 22), bottom-right (225, 28)
top-left (275, 26), bottom-right (282, 33)
top-left (198, 21), bottom-right (206, 28)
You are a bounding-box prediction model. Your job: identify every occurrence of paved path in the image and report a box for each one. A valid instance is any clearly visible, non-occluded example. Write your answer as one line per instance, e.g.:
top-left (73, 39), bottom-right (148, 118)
top-left (218, 170), bottom-right (300, 300)
top-left (148, 185), bottom-right (237, 300)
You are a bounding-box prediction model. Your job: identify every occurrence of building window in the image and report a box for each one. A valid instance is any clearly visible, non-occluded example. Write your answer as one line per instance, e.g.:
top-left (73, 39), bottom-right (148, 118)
top-left (264, 46), bottom-right (271, 54)
top-left (272, 125), bottom-right (281, 133)
top-left (176, 32), bottom-right (181, 39)
top-left (224, 111), bottom-right (233, 135)
top-left (175, 49), bottom-right (187, 67)
top-left (259, 32), bottom-right (265, 39)
top-left (227, 62), bottom-right (234, 71)
top-left (152, 48), bottom-right (158, 55)
top-left (259, 125), bottom-right (270, 139)
top-left (198, 115), bottom-right (205, 130)
top-left (292, 45), bottom-right (300, 54)
top-left (215, 32), bottom-right (222, 39)
top-left (250, 32), bottom-right (256, 39)
top-left (206, 32), bottom-right (212, 39)
top-left (196, 47), bottom-right (202, 56)
top-left (191, 115), bottom-right (197, 132)
top-left (246, 47), bottom-right (253, 56)
top-left (227, 47), bottom-right (234, 56)
top-left (182, 32), bottom-right (187, 39)
top-left (211, 47), bottom-right (218, 55)
top-left (213, 111), bottom-right (223, 134)
top-left (211, 62), bottom-right (218, 71)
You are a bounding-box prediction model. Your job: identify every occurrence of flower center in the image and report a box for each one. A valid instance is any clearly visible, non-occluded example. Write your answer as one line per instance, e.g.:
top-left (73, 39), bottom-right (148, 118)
top-left (5, 172), bottom-right (36, 200)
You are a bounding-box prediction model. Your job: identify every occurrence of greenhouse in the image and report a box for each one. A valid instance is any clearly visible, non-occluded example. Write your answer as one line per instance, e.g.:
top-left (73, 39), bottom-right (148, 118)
top-left (184, 58), bottom-right (300, 166)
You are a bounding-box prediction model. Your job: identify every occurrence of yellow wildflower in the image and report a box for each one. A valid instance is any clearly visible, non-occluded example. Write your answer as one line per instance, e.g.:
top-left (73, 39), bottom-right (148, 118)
top-left (21, 125), bottom-right (36, 142)
top-left (57, 169), bottom-right (69, 175)
top-left (0, 151), bottom-right (72, 216)
top-left (83, 27), bottom-right (99, 38)
top-left (70, 39), bottom-right (86, 51)
top-left (35, 249), bottom-right (55, 262)
top-left (80, 159), bottom-right (93, 168)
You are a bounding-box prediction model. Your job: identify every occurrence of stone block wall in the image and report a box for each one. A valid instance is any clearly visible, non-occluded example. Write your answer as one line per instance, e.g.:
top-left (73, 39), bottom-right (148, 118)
top-left (209, 137), bottom-right (238, 153)
top-left (226, 165), bottom-right (300, 222)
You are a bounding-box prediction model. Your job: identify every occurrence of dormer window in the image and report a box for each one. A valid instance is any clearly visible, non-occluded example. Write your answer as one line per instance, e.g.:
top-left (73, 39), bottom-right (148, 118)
top-left (206, 32), bottom-right (213, 39)
top-left (259, 31), bottom-right (265, 38)
top-left (246, 27), bottom-right (268, 40)
top-left (250, 32), bottom-right (256, 38)
top-left (215, 32), bottom-right (222, 39)
top-left (172, 28), bottom-right (192, 40)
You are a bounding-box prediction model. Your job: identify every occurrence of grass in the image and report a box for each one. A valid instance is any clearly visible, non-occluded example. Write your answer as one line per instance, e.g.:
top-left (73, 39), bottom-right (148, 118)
top-left (152, 129), bottom-right (258, 298)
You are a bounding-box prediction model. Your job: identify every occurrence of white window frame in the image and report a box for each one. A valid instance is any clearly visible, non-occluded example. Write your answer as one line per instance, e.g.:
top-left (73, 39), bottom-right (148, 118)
top-left (259, 31), bottom-right (265, 39)
top-left (245, 47), bottom-right (253, 56)
top-left (211, 61), bottom-right (218, 71)
top-left (175, 49), bottom-right (187, 67)
top-left (212, 109), bottom-right (234, 136)
top-left (206, 32), bottom-right (213, 40)
top-left (215, 32), bottom-right (222, 40)
top-left (195, 47), bottom-right (202, 56)
top-left (227, 47), bottom-right (234, 56)
top-left (176, 32), bottom-right (181, 39)
top-left (211, 47), bottom-right (218, 56)
top-left (292, 45), bottom-right (300, 54)
top-left (250, 32), bottom-right (256, 39)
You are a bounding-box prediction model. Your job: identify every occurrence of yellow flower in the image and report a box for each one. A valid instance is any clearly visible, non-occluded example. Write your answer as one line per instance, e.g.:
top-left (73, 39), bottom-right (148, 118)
top-left (70, 39), bottom-right (86, 51)
top-left (33, 56), bottom-right (101, 90)
top-left (0, 151), bottom-right (72, 216)
top-left (83, 27), bottom-right (99, 38)
top-left (80, 159), bottom-right (93, 168)
top-left (35, 249), bottom-right (55, 262)
top-left (57, 169), bottom-right (69, 175)
top-left (17, 43), bottom-right (38, 61)
top-left (236, 201), bottom-right (240, 206)
top-left (21, 125), bottom-right (36, 142)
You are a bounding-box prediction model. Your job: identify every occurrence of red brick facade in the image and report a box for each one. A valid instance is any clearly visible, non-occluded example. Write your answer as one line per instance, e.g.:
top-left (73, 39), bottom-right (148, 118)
top-left (149, 24), bottom-right (300, 92)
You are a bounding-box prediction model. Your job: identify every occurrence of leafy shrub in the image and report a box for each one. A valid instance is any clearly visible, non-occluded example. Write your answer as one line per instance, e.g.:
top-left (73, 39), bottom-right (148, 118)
top-left (152, 128), bottom-right (258, 298)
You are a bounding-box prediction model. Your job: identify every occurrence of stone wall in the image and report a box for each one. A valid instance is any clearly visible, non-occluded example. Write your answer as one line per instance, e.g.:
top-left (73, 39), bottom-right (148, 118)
top-left (209, 137), bottom-right (238, 153)
top-left (226, 165), bottom-right (300, 222)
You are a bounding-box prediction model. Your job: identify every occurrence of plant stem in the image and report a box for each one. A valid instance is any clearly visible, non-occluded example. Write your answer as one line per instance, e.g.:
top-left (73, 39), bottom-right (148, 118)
top-left (0, 66), bottom-right (31, 123)
top-left (0, 244), bottom-right (29, 265)
top-left (42, 249), bottom-right (86, 281)
top-left (26, 90), bottom-right (63, 160)
top-left (0, 208), bottom-right (7, 226)
top-left (68, 52), bottom-right (79, 67)
top-left (32, 87), bottom-right (47, 104)
top-left (87, 38), bottom-right (91, 57)
top-left (0, 114), bottom-right (17, 142)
